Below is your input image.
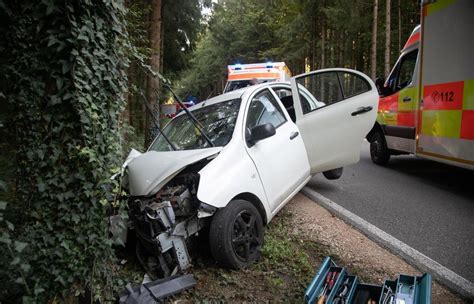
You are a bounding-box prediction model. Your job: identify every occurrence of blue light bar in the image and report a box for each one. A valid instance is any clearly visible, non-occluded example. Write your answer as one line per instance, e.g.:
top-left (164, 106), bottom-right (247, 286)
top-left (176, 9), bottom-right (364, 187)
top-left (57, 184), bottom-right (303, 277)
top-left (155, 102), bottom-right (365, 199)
top-left (266, 61), bottom-right (273, 68)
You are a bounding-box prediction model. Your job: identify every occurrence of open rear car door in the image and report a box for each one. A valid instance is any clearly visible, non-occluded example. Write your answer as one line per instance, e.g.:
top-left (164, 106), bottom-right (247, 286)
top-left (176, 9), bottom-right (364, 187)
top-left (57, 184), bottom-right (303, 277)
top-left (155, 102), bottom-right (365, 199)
top-left (290, 68), bottom-right (378, 174)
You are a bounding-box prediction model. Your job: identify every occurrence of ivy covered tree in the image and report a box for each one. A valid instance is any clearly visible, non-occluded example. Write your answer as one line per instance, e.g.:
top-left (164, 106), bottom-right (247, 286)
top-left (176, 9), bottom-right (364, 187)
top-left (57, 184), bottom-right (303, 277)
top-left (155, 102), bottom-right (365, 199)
top-left (0, 0), bottom-right (128, 301)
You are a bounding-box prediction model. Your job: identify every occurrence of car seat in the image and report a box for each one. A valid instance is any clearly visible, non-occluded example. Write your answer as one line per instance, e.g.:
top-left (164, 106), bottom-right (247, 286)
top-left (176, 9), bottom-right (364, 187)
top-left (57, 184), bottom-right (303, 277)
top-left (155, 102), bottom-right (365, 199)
top-left (279, 95), bottom-right (296, 122)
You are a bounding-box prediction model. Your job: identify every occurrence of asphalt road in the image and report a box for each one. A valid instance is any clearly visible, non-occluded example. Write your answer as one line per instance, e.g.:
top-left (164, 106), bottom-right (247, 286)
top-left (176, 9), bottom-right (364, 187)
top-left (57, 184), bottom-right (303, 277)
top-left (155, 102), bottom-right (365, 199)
top-left (307, 141), bottom-right (474, 283)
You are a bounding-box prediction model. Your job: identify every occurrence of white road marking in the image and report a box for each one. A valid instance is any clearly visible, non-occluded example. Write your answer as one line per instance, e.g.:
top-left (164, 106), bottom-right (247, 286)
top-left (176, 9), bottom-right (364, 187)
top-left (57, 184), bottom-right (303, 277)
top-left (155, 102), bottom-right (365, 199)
top-left (302, 186), bottom-right (474, 300)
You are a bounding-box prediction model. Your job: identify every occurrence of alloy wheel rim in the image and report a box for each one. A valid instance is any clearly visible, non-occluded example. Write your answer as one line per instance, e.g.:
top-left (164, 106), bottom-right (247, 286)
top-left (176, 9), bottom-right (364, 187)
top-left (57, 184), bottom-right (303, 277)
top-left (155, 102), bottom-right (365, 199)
top-left (231, 210), bottom-right (261, 261)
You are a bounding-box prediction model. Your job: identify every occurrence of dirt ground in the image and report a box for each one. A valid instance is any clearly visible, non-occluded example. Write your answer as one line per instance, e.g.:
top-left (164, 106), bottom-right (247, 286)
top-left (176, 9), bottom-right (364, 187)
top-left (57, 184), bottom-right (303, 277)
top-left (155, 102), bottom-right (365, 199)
top-left (166, 193), bottom-right (467, 302)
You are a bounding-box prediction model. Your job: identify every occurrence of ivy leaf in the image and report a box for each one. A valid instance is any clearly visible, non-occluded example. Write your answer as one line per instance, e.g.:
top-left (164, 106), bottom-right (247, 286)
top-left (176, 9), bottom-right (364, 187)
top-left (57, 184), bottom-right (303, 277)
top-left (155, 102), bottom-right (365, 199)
top-left (34, 287), bottom-right (45, 296)
top-left (6, 220), bottom-right (14, 231)
top-left (62, 61), bottom-right (71, 74)
top-left (20, 263), bottom-right (31, 273)
top-left (14, 241), bottom-right (28, 253)
top-left (38, 181), bottom-right (46, 193)
top-left (56, 77), bottom-right (64, 91)
top-left (0, 201), bottom-right (6, 210)
top-left (55, 275), bottom-right (66, 286)
top-left (0, 233), bottom-right (11, 245)
top-left (60, 240), bottom-right (69, 250)
top-left (77, 34), bottom-right (89, 42)
top-left (47, 36), bottom-right (57, 47)
top-left (0, 181), bottom-right (7, 192)
top-left (45, 2), bottom-right (55, 15)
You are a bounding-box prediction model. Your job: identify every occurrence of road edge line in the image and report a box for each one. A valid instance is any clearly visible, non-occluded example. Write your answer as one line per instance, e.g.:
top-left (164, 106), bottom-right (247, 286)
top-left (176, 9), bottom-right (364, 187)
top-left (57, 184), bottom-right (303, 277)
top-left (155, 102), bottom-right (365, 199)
top-left (301, 186), bottom-right (474, 300)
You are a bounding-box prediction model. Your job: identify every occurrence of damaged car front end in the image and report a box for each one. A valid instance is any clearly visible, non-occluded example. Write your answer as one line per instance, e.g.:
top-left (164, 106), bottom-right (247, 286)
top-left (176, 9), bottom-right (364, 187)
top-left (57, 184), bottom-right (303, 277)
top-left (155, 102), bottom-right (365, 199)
top-left (121, 97), bottom-right (243, 278)
top-left (125, 149), bottom-right (220, 277)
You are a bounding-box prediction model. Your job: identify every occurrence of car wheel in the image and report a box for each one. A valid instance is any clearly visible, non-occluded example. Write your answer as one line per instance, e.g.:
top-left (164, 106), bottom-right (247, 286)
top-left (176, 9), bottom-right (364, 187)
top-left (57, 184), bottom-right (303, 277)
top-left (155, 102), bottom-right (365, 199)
top-left (323, 167), bottom-right (344, 180)
top-left (369, 131), bottom-right (390, 165)
top-left (209, 199), bottom-right (263, 269)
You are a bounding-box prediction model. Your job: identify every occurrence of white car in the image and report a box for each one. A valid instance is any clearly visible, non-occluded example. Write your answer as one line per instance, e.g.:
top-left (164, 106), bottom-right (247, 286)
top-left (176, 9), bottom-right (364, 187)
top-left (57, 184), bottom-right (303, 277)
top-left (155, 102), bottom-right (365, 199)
top-left (122, 68), bottom-right (378, 277)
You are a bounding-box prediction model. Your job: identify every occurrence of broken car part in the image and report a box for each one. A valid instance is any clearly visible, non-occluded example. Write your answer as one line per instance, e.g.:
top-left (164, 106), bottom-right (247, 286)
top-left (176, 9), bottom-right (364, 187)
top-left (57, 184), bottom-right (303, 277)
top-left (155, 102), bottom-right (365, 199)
top-left (119, 273), bottom-right (196, 304)
top-left (129, 167), bottom-right (212, 277)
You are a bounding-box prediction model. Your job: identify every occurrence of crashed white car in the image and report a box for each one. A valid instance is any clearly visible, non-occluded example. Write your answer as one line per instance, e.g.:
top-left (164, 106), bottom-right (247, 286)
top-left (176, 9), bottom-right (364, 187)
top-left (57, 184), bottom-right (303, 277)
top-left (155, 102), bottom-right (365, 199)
top-left (122, 68), bottom-right (378, 277)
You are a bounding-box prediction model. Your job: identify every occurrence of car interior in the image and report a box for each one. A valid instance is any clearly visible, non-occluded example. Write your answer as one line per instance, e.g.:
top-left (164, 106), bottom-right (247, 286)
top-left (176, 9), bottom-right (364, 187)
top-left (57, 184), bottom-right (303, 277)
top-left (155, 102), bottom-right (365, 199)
top-left (279, 95), bottom-right (296, 122)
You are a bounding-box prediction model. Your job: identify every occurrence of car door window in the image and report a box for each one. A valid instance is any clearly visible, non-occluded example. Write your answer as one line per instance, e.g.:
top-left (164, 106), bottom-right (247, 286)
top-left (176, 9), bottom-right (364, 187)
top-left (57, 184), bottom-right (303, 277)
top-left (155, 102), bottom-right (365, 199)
top-left (297, 72), bottom-right (342, 113)
top-left (386, 49), bottom-right (418, 93)
top-left (296, 71), bottom-right (370, 114)
top-left (246, 89), bottom-right (287, 129)
top-left (271, 87), bottom-right (297, 122)
top-left (338, 72), bottom-right (371, 98)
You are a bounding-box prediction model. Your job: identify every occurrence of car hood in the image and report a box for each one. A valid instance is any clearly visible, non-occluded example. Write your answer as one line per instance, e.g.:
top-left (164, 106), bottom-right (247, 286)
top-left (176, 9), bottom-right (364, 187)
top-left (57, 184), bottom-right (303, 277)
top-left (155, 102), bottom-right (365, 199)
top-left (124, 147), bottom-right (222, 196)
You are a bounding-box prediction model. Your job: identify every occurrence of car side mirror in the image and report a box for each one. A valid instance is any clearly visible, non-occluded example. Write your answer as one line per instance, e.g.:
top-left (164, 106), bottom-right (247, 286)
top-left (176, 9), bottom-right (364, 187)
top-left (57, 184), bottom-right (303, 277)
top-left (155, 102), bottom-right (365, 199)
top-left (375, 77), bottom-right (385, 95)
top-left (246, 123), bottom-right (276, 147)
top-left (375, 77), bottom-right (392, 97)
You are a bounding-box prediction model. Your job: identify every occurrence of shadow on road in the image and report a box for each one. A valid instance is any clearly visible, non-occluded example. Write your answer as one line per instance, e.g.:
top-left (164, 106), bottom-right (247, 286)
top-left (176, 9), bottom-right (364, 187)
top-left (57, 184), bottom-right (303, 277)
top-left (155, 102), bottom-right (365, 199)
top-left (380, 155), bottom-right (474, 202)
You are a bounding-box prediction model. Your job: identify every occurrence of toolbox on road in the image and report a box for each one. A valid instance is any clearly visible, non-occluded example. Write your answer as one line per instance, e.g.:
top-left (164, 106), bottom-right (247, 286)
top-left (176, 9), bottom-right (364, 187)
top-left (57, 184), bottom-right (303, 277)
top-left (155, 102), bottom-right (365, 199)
top-left (305, 257), bottom-right (432, 304)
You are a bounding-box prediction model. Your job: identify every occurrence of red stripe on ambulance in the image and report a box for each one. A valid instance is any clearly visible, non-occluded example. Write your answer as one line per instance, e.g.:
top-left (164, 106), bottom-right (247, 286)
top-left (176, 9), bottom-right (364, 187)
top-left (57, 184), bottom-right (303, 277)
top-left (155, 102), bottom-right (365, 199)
top-left (403, 32), bottom-right (420, 50)
top-left (397, 112), bottom-right (416, 126)
top-left (461, 110), bottom-right (474, 140)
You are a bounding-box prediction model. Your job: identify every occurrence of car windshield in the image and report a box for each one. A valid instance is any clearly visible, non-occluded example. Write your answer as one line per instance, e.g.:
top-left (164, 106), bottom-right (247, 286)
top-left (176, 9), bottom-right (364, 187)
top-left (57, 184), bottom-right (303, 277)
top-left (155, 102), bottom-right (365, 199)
top-left (149, 98), bottom-right (242, 151)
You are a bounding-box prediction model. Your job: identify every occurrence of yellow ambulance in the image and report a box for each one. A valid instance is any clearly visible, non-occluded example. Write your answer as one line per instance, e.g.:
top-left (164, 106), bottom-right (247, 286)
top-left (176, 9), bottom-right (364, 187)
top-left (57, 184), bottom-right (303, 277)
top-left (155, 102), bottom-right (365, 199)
top-left (368, 0), bottom-right (474, 170)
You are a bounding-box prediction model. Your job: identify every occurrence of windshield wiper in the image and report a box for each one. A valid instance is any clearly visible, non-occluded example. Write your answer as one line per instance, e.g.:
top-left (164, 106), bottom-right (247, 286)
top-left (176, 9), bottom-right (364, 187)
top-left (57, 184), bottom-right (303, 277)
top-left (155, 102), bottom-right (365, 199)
top-left (140, 91), bottom-right (177, 151)
top-left (163, 84), bottom-right (214, 148)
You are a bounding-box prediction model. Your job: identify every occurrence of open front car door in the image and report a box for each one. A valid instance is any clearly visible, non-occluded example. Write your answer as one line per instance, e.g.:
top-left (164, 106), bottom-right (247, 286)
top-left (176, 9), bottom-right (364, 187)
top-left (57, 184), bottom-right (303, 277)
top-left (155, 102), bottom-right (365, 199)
top-left (290, 68), bottom-right (378, 174)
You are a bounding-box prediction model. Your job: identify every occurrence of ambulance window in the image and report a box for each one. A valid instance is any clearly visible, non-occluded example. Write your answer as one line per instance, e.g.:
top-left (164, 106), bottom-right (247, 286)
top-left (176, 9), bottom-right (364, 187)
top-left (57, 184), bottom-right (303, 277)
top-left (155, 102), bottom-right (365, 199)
top-left (397, 50), bottom-right (418, 90)
top-left (387, 49), bottom-right (418, 93)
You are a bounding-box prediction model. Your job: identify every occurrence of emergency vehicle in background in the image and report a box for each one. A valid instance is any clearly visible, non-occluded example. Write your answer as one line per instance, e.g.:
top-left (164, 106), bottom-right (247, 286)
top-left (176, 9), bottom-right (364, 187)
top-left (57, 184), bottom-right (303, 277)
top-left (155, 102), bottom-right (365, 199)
top-left (223, 62), bottom-right (291, 93)
top-left (368, 0), bottom-right (474, 170)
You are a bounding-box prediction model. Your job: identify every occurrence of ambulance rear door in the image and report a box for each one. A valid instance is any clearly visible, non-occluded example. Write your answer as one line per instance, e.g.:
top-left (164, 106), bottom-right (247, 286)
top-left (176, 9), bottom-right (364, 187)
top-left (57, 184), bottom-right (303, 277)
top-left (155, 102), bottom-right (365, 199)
top-left (417, 0), bottom-right (474, 169)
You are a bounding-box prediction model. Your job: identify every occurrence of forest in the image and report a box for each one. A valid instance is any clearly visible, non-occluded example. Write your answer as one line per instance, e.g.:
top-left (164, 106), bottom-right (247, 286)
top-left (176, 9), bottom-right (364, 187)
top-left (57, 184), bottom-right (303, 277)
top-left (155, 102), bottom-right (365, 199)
top-left (0, 0), bottom-right (420, 302)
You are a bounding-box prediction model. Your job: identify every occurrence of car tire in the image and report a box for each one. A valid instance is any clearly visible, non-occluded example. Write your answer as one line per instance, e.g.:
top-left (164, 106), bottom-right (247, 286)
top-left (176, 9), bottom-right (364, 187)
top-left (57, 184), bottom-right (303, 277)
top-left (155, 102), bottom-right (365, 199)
top-left (323, 167), bottom-right (344, 180)
top-left (369, 131), bottom-right (390, 165)
top-left (209, 199), bottom-right (263, 269)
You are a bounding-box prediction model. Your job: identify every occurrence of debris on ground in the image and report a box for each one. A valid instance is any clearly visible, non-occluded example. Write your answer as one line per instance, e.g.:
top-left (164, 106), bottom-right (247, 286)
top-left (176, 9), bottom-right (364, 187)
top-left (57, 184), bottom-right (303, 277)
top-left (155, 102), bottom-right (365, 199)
top-left (119, 273), bottom-right (196, 304)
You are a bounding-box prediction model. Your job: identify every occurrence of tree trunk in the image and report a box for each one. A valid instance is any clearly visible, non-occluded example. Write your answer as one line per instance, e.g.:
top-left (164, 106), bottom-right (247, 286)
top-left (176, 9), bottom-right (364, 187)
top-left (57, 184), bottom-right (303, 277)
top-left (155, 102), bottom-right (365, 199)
top-left (321, 18), bottom-right (325, 69)
top-left (145, 0), bottom-right (162, 147)
top-left (311, 17), bottom-right (316, 70)
top-left (370, 0), bottom-right (378, 80)
top-left (398, 0), bottom-right (401, 52)
top-left (384, 0), bottom-right (391, 78)
top-left (338, 30), bottom-right (344, 67)
top-left (330, 29), bottom-right (334, 67)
